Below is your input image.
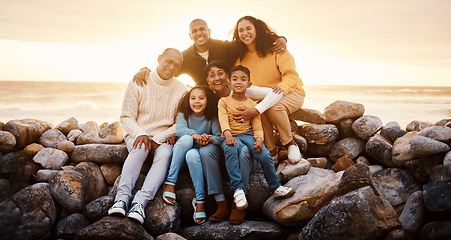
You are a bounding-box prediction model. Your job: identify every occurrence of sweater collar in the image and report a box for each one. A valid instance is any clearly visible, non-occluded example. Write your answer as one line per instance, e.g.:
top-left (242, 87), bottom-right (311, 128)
top-left (151, 69), bottom-right (175, 86)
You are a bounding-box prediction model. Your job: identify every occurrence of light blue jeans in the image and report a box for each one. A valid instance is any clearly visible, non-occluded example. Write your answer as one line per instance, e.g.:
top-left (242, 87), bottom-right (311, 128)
top-left (221, 131), bottom-right (281, 193)
top-left (166, 135), bottom-right (222, 200)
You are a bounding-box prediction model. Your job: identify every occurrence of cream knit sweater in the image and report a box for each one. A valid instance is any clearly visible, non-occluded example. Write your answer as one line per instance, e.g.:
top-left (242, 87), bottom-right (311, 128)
top-left (120, 70), bottom-right (187, 144)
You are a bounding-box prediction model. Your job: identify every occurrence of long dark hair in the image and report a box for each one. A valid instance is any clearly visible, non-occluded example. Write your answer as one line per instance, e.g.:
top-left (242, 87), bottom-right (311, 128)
top-left (231, 16), bottom-right (279, 62)
top-left (177, 85), bottom-right (219, 121)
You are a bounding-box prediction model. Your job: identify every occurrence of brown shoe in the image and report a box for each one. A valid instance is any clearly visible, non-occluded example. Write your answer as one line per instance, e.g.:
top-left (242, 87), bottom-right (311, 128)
top-left (228, 203), bottom-right (245, 225)
top-left (209, 200), bottom-right (230, 222)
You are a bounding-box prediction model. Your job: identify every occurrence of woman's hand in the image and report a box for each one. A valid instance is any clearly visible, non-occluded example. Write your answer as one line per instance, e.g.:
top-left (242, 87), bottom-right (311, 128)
top-left (271, 37), bottom-right (287, 54)
top-left (271, 86), bottom-right (284, 94)
top-left (232, 107), bottom-right (259, 122)
top-left (133, 67), bottom-right (150, 87)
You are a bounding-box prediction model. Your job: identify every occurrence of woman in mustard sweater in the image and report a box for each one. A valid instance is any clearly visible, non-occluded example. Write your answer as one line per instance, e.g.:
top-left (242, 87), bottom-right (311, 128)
top-left (230, 16), bottom-right (306, 165)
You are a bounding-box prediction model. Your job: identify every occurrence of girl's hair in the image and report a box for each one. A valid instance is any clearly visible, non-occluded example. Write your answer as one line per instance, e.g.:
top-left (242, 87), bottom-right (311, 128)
top-left (231, 16), bottom-right (279, 62)
top-left (177, 85), bottom-right (219, 121)
top-left (203, 60), bottom-right (229, 80)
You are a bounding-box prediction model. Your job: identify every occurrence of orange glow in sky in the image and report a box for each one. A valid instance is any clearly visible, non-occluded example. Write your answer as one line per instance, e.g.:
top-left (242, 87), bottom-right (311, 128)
top-left (1, 0), bottom-right (450, 86)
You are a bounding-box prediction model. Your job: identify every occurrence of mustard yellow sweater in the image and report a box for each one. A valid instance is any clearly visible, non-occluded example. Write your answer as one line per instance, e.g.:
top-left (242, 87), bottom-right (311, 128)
top-left (235, 50), bottom-right (306, 96)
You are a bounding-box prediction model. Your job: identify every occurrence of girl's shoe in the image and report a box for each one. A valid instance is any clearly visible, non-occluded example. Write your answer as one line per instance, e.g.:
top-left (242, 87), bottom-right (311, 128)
top-left (192, 198), bottom-right (206, 224)
top-left (162, 181), bottom-right (176, 205)
top-left (273, 186), bottom-right (295, 200)
top-left (233, 188), bottom-right (248, 210)
top-left (208, 200), bottom-right (230, 222)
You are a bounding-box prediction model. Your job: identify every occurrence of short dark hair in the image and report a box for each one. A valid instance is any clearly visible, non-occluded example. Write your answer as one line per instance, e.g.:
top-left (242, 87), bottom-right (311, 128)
top-left (230, 65), bottom-right (251, 81)
top-left (203, 60), bottom-right (229, 80)
top-left (189, 19), bottom-right (208, 30)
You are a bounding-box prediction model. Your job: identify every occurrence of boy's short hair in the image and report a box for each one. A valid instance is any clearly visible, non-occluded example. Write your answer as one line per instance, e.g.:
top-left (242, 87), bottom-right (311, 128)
top-left (230, 65), bottom-right (251, 81)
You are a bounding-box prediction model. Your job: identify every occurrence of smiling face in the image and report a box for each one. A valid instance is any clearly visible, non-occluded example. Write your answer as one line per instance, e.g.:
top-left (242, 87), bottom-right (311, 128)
top-left (229, 70), bottom-right (251, 94)
top-left (189, 88), bottom-right (208, 116)
top-left (238, 19), bottom-right (257, 48)
top-left (206, 66), bottom-right (229, 95)
top-left (189, 20), bottom-right (211, 51)
top-left (156, 50), bottom-right (182, 80)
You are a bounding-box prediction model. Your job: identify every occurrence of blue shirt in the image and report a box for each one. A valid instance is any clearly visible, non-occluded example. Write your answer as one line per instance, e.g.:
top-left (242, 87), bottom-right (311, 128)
top-left (176, 113), bottom-right (222, 146)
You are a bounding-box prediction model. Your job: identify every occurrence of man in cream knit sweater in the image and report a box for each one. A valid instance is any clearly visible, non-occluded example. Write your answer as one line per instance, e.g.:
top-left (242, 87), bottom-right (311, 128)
top-left (108, 48), bottom-right (187, 224)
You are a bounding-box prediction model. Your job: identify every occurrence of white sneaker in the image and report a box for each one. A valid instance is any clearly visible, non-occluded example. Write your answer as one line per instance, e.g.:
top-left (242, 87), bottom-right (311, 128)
top-left (287, 144), bottom-right (301, 164)
top-left (233, 188), bottom-right (248, 210)
top-left (273, 186), bottom-right (295, 200)
top-left (126, 202), bottom-right (145, 224)
top-left (108, 200), bottom-right (127, 216)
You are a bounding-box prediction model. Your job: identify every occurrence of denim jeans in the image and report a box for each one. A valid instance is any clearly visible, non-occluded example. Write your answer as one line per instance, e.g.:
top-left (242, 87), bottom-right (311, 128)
top-left (221, 131), bottom-right (281, 193)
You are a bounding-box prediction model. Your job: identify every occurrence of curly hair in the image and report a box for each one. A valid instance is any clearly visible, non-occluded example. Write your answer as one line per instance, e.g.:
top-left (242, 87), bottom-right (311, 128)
top-left (231, 16), bottom-right (279, 62)
top-left (177, 85), bottom-right (219, 122)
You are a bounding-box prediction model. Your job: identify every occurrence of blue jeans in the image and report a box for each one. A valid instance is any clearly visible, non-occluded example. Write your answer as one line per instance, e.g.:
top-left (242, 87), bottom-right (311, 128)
top-left (166, 135), bottom-right (221, 200)
top-left (221, 131), bottom-right (281, 193)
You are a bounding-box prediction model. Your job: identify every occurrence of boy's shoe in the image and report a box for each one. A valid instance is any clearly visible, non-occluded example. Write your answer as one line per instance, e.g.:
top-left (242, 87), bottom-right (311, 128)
top-left (233, 188), bottom-right (248, 210)
top-left (108, 200), bottom-right (127, 216)
top-left (287, 144), bottom-right (301, 164)
top-left (126, 202), bottom-right (145, 224)
top-left (273, 186), bottom-right (295, 200)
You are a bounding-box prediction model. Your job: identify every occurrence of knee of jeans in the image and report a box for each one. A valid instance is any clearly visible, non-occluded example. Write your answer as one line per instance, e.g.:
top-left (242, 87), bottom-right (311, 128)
top-left (185, 149), bottom-right (200, 164)
top-left (199, 145), bottom-right (219, 158)
top-left (176, 135), bottom-right (194, 148)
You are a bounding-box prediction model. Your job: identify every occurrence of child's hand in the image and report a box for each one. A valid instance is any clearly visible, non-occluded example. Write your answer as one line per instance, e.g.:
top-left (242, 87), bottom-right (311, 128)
top-left (253, 138), bottom-right (263, 152)
top-left (225, 136), bottom-right (237, 146)
top-left (199, 134), bottom-right (213, 145)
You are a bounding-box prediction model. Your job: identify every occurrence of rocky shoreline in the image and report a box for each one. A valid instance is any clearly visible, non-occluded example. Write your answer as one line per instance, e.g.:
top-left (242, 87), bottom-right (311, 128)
top-left (0, 100), bottom-right (450, 240)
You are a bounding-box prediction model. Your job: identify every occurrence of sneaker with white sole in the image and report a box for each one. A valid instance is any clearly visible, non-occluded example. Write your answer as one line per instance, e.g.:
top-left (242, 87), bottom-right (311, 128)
top-left (287, 144), bottom-right (301, 164)
top-left (108, 200), bottom-right (127, 216)
top-left (126, 202), bottom-right (145, 224)
top-left (273, 186), bottom-right (295, 200)
top-left (233, 188), bottom-right (248, 210)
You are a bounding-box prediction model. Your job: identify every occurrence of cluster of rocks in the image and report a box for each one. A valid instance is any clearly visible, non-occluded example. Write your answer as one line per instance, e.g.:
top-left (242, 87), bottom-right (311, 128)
top-left (0, 100), bottom-right (450, 240)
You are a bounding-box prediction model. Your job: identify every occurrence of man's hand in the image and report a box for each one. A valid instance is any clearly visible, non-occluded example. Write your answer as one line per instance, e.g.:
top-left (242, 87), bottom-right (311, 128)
top-left (133, 67), bottom-right (150, 87)
top-left (271, 37), bottom-right (287, 54)
top-left (253, 137), bottom-right (263, 152)
top-left (133, 135), bottom-right (152, 151)
top-left (232, 107), bottom-right (259, 122)
top-left (165, 136), bottom-right (178, 146)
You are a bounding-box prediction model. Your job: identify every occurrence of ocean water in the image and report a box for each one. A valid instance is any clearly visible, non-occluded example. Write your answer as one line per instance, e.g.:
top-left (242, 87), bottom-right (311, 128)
top-left (1, 81), bottom-right (450, 129)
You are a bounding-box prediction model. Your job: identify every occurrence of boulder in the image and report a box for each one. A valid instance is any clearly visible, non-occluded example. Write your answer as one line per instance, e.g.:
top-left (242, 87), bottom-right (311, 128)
top-left (55, 117), bottom-right (79, 135)
top-left (143, 188), bottom-right (181, 236)
top-left (100, 163), bottom-right (122, 185)
top-left (74, 162), bottom-right (107, 204)
top-left (292, 134), bottom-right (307, 153)
top-left (57, 140), bottom-right (75, 153)
top-left (323, 100), bottom-right (365, 123)
top-left (55, 213), bottom-right (90, 239)
top-left (352, 115), bottom-right (383, 140)
top-left (298, 124), bottom-right (338, 144)
top-left (329, 137), bottom-right (365, 162)
top-left (70, 144), bottom-right (128, 163)
top-left (289, 108), bottom-right (326, 124)
top-left (35, 169), bottom-right (59, 182)
top-left (418, 221), bottom-right (451, 240)
top-left (410, 135), bottom-right (450, 156)
top-left (39, 128), bottom-right (67, 148)
top-left (423, 182), bottom-right (451, 213)
top-left (74, 216), bottom-right (153, 240)
top-left (337, 118), bottom-right (356, 138)
top-left (33, 148), bottom-right (68, 170)
top-left (404, 155), bottom-right (443, 184)
top-left (49, 170), bottom-right (88, 212)
top-left (82, 195), bottom-right (114, 223)
top-left (444, 151), bottom-right (451, 166)
top-left (0, 130), bottom-right (16, 153)
top-left (23, 143), bottom-right (44, 156)
top-left (392, 132), bottom-right (417, 166)
top-left (429, 165), bottom-right (451, 182)
top-left (399, 191), bottom-right (424, 238)
top-left (406, 120), bottom-right (433, 132)
top-left (76, 130), bottom-right (102, 145)
top-left (67, 129), bottom-right (83, 142)
top-left (334, 162), bottom-right (380, 197)
top-left (78, 121), bottom-right (100, 132)
top-left (306, 141), bottom-right (335, 157)
top-left (99, 121), bottom-right (124, 144)
top-left (298, 186), bottom-right (401, 240)
top-left (3, 119), bottom-right (52, 149)
top-left (263, 167), bottom-right (343, 226)
top-left (306, 157), bottom-right (328, 169)
top-left (380, 121), bottom-right (408, 143)
top-left (155, 233), bottom-right (186, 240)
top-left (276, 159), bottom-right (311, 183)
top-left (418, 126), bottom-right (451, 142)
top-left (332, 155), bottom-right (354, 172)
top-left (365, 134), bottom-right (395, 167)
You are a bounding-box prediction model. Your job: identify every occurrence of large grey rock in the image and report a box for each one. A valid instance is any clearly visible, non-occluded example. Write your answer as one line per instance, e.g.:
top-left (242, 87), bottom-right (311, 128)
top-left (337, 118), bottom-right (356, 138)
top-left (143, 188), bottom-right (181, 236)
top-left (334, 162), bottom-right (381, 198)
top-left (290, 108), bottom-right (326, 124)
top-left (298, 186), bottom-right (401, 240)
top-left (298, 124), bottom-right (339, 144)
top-left (82, 195), bottom-right (114, 223)
top-left (39, 128), bottom-right (67, 148)
top-left (178, 220), bottom-right (290, 240)
top-left (276, 159), bottom-right (311, 183)
top-left (70, 144), bottom-right (128, 163)
top-left (323, 100), bottom-right (365, 123)
top-left (74, 162), bottom-right (107, 204)
top-left (10, 183), bottom-right (57, 240)
top-left (34, 169), bottom-right (59, 182)
top-left (419, 221), bottom-right (451, 240)
top-left (57, 140), bottom-right (75, 153)
top-left (67, 129), bottom-right (83, 142)
top-left (74, 216), bottom-right (153, 240)
top-left (365, 134), bottom-right (395, 167)
top-left (444, 151), bottom-right (451, 166)
top-left (292, 134), bottom-right (308, 153)
top-left (76, 130), bottom-right (102, 145)
top-left (3, 119), bottom-right (52, 149)
top-left (372, 168), bottom-right (422, 211)
top-left (404, 155), bottom-right (443, 184)
top-left (329, 137), bottom-right (365, 162)
top-left (0, 130), bottom-right (16, 153)
top-left (380, 121), bottom-right (408, 143)
top-left (399, 191), bottom-right (424, 238)
top-left (55, 213), bottom-right (90, 239)
top-left (406, 120), bottom-right (433, 132)
top-left (55, 117), bottom-right (79, 135)
top-left (410, 135), bottom-right (450, 156)
top-left (0, 199), bottom-right (20, 239)
top-left (306, 141), bottom-right (335, 157)
top-left (155, 233), bottom-right (186, 240)
top-left (430, 165), bottom-right (451, 182)
top-left (100, 163), bottom-right (122, 185)
top-left (263, 167), bottom-right (343, 226)
top-left (78, 121), bottom-right (100, 132)
top-left (418, 126), bottom-right (451, 142)
top-left (352, 115), bottom-right (383, 140)
top-left (392, 132), bottom-right (417, 166)
top-left (33, 148), bottom-right (68, 169)
top-left (423, 182), bottom-right (451, 212)
top-left (49, 170), bottom-right (87, 212)
top-left (99, 121), bottom-right (124, 144)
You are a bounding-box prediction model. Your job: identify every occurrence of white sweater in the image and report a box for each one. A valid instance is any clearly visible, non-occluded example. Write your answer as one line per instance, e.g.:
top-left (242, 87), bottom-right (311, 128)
top-left (120, 70), bottom-right (187, 144)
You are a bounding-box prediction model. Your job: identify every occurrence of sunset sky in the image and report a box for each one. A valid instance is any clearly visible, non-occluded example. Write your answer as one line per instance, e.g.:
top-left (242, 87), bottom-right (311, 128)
top-left (1, 0), bottom-right (450, 86)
